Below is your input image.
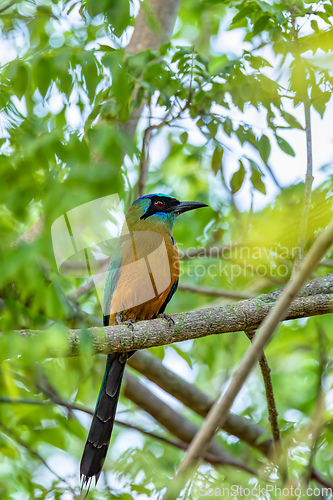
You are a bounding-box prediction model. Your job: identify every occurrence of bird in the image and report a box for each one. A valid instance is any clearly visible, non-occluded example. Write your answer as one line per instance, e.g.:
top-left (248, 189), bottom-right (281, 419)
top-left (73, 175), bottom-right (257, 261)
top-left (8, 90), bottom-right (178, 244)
top-left (80, 193), bottom-right (208, 488)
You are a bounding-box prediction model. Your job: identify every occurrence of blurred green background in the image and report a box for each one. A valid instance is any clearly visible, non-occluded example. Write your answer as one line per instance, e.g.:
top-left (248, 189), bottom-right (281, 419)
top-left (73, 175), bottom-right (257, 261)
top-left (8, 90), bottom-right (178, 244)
top-left (1, 0), bottom-right (333, 498)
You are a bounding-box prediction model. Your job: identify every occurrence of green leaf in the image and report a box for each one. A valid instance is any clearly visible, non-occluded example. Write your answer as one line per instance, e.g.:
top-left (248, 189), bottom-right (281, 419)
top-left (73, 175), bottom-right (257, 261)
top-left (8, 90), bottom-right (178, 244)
top-left (84, 0), bottom-right (131, 37)
top-left (80, 52), bottom-right (99, 99)
top-left (280, 110), bottom-right (304, 130)
top-left (15, 64), bottom-right (29, 100)
top-left (276, 135), bottom-right (295, 156)
top-left (311, 87), bottom-right (331, 118)
top-left (230, 160), bottom-right (246, 193)
top-left (179, 131), bottom-right (188, 144)
top-left (170, 344), bottom-right (193, 368)
top-left (36, 57), bottom-right (51, 98)
top-left (252, 15), bottom-right (271, 36)
top-left (249, 159), bottom-right (266, 194)
top-left (311, 19), bottom-right (319, 32)
top-left (324, 3), bottom-right (333, 15)
top-left (258, 134), bottom-right (271, 164)
top-left (223, 117), bottom-right (233, 137)
top-left (207, 119), bottom-right (218, 137)
top-left (211, 146), bottom-right (223, 175)
top-left (230, 5), bottom-right (255, 27)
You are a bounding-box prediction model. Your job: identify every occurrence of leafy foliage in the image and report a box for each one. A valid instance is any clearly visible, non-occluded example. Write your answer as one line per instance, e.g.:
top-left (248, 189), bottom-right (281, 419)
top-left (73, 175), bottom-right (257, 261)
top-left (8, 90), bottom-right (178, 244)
top-left (1, 0), bottom-right (333, 497)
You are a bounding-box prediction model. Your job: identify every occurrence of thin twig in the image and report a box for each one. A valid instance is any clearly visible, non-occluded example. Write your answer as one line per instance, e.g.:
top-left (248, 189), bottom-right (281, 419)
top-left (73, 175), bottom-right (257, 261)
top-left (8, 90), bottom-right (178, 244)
top-left (318, 258), bottom-right (333, 268)
top-left (304, 322), bottom-right (328, 485)
top-left (0, 0), bottom-right (15, 14)
top-left (310, 468), bottom-right (333, 490)
top-left (137, 125), bottom-right (152, 198)
top-left (0, 396), bottom-right (93, 414)
top-left (292, 96), bottom-right (314, 274)
top-left (245, 330), bottom-right (282, 456)
top-left (67, 260), bottom-right (109, 300)
top-left (0, 395), bottom-right (258, 473)
top-left (178, 282), bottom-right (256, 300)
top-left (35, 370), bottom-right (263, 472)
top-left (0, 422), bottom-right (76, 493)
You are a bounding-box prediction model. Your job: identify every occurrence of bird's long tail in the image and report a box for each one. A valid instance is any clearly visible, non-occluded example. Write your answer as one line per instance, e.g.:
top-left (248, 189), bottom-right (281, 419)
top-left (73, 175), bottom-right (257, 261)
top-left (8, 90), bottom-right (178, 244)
top-left (80, 352), bottom-right (128, 486)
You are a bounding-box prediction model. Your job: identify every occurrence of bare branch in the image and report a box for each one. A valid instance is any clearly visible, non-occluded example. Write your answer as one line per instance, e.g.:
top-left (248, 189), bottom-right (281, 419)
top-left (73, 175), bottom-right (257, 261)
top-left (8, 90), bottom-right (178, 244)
top-left (0, 0), bottom-right (16, 14)
top-left (320, 259), bottom-right (333, 268)
top-left (310, 468), bottom-right (333, 490)
top-left (123, 372), bottom-right (257, 476)
top-left (0, 394), bottom-right (230, 464)
top-left (137, 123), bottom-right (153, 198)
top-left (178, 282), bottom-right (256, 300)
top-left (12, 215), bottom-right (45, 248)
top-left (67, 260), bottom-right (109, 300)
top-left (122, 0), bottom-right (182, 139)
top-left (127, 0), bottom-right (180, 54)
top-left (245, 330), bottom-right (281, 456)
top-left (128, 350), bottom-right (273, 455)
top-left (292, 97), bottom-right (314, 273)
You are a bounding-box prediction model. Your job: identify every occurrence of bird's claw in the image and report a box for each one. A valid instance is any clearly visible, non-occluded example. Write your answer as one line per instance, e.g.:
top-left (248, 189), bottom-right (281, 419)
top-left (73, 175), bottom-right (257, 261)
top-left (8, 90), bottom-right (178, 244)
top-left (116, 314), bottom-right (136, 331)
top-left (158, 313), bottom-right (175, 327)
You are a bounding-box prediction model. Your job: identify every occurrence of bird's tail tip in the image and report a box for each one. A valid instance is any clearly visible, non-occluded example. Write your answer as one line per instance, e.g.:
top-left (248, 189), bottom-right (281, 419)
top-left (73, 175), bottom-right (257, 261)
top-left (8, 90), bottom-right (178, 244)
top-left (80, 474), bottom-right (96, 498)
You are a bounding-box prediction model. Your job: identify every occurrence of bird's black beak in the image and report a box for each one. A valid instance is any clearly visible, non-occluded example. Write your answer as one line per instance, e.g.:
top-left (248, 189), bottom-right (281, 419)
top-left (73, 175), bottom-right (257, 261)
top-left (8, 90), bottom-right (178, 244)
top-left (173, 201), bottom-right (208, 215)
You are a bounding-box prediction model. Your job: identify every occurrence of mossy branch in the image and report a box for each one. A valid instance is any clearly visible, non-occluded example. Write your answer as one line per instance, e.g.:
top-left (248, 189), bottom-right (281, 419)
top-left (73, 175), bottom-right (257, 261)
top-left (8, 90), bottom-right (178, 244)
top-left (11, 274), bottom-right (333, 357)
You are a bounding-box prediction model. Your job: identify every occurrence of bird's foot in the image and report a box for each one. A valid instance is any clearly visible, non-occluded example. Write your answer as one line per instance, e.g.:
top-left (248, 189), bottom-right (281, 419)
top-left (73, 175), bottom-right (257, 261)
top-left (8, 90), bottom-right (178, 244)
top-left (116, 314), bottom-right (136, 331)
top-left (157, 313), bottom-right (175, 327)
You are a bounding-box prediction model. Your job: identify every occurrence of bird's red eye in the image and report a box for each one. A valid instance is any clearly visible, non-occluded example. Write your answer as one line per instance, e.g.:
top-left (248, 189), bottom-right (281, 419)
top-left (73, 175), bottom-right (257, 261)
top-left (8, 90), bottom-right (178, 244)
top-left (154, 200), bottom-right (165, 208)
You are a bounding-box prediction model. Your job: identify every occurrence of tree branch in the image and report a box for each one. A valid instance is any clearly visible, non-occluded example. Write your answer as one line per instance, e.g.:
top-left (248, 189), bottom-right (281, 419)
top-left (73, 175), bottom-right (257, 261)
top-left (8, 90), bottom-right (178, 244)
top-left (0, 394), bottom-right (231, 466)
top-left (123, 372), bottom-right (257, 476)
top-left (122, 0), bottom-right (182, 140)
top-left (69, 277), bottom-right (256, 302)
top-left (310, 468), bottom-right (333, 490)
top-left (0, 380), bottom-right (258, 473)
top-left (128, 350), bottom-right (273, 455)
top-left (11, 275), bottom-right (333, 357)
top-left (0, 0), bottom-right (16, 15)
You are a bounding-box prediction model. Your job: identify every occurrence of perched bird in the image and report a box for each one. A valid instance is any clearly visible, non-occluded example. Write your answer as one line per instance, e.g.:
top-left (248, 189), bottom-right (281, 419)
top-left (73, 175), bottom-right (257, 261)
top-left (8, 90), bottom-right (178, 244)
top-left (80, 193), bottom-right (208, 487)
